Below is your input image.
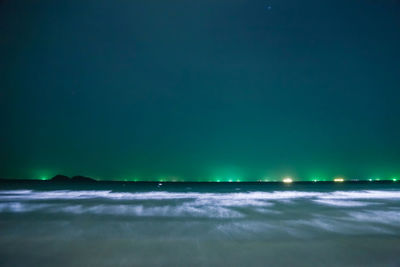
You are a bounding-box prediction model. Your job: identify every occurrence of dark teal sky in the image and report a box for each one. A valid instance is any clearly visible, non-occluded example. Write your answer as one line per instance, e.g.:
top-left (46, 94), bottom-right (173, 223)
top-left (1, 0), bottom-right (400, 181)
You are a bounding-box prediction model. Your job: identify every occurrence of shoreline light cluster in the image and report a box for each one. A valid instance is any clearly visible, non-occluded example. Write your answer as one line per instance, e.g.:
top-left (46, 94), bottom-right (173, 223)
top-left (30, 175), bottom-right (400, 183)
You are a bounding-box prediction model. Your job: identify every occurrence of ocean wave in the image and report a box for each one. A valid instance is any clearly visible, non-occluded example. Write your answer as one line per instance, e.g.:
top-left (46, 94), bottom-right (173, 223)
top-left (1, 190), bottom-right (400, 222)
top-left (313, 199), bottom-right (374, 207)
top-left (1, 189), bottom-right (400, 238)
top-left (1, 189), bottom-right (400, 202)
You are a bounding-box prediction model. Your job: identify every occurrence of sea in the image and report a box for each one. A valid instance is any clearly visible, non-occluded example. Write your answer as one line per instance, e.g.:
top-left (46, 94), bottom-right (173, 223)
top-left (1, 180), bottom-right (400, 266)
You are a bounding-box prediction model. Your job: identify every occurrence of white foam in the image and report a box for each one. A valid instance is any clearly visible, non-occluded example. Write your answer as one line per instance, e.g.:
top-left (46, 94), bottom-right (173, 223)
top-left (288, 216), bottom-right (395, 235)
top-left (348, 210), bottom-right (400, 225)
top-left (1, 189), bottom-right (400, 238)
top-left (313, 199), bottom-right (373, 207)
top-left (1, 189), bottom-right (400, 206)
top-left (5, 189), bottom-right (400, 202)
top-left (0, 190), bottom-right (322, 201)
top-left (1, 190), bottom-right (400, 221)
top-left (0, 202), bottom-right (54, 213)
top-left (320, 190), bottom-right (400, 200)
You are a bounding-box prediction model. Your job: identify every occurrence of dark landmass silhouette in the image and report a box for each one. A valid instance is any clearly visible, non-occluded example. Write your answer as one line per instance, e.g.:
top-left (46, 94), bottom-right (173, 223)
top-left (50, 175), bottom-right (97, 183)
top-left (50, 175), bottom-right (70, 182)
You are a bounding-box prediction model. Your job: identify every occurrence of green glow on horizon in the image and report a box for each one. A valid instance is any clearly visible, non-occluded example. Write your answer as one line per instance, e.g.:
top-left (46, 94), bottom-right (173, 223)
top-left (311, 176), bottom-right (322, 182)
top-left (24, 172), bottom-right (400, 182)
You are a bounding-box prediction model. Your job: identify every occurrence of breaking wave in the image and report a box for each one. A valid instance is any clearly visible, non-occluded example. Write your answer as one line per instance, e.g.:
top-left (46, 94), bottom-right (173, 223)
top-left (1, 189), bottom-right (400, 237)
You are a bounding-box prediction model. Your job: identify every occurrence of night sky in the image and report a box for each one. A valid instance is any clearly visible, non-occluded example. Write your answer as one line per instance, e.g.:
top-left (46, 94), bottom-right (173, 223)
top-left (1, 0), bottom-right (400, 181)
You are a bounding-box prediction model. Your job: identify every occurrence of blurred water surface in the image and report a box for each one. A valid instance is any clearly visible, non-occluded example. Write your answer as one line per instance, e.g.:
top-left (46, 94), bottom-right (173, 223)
top-left (1, 181), bottom-right (400, 266)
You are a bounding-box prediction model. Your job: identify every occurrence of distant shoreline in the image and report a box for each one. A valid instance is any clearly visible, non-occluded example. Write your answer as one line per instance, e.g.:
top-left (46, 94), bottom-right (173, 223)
top-left (0, 177), bottom-right (398, 184)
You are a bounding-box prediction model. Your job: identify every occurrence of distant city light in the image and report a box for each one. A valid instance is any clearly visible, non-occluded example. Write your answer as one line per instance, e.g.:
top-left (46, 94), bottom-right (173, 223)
top-left (283, 178), bottom-right (293, 183)
top-left (334, 178), bottom-right (344, 182)
top-left (31, 174), bottom-right (400, 182)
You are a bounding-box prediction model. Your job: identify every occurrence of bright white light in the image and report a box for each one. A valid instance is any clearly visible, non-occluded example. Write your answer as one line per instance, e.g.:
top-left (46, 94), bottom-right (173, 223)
top-left (334, 178), bottom-right (344, 182)
top-left (283, 178), bottom-right (293, 183)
